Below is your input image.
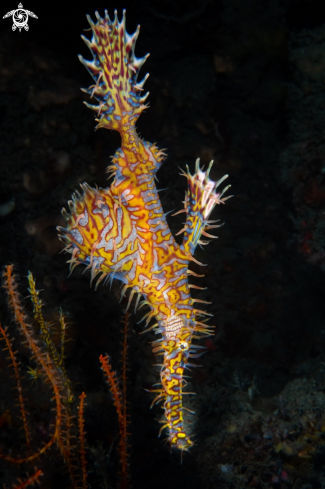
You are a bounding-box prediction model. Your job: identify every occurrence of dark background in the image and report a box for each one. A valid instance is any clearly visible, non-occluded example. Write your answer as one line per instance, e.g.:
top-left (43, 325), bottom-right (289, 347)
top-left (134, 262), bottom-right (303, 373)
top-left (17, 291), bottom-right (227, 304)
top-left (1, 0), bottom-right (325, 488)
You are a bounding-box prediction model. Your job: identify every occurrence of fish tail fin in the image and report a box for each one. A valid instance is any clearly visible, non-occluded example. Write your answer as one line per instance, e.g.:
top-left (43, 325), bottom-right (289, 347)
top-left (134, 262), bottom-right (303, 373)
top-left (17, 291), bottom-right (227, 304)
top-left (79, 10), bottom-right (149, 134)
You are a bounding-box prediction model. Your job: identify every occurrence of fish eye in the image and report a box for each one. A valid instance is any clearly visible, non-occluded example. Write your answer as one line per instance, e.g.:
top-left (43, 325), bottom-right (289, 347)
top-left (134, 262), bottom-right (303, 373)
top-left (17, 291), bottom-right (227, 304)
top-left (179, 341), bottom-right (189, 351)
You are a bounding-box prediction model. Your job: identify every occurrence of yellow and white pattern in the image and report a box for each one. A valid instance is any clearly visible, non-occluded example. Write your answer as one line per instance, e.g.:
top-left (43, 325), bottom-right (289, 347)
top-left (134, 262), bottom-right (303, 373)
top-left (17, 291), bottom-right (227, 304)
top-left (57, 9), bottom-right (231, 450)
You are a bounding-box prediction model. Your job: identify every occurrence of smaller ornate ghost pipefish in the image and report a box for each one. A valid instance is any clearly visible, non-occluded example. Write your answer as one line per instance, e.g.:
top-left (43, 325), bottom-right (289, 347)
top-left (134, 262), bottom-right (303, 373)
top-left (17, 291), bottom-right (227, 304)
top-left (57, 9), bottom-right (232, 451)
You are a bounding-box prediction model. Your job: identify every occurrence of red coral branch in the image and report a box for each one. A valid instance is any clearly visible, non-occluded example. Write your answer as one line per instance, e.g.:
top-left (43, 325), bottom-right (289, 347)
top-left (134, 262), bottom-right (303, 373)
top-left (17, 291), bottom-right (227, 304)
top-left (0, 324), bottom-right (31, 448)
top-left (99, 353), bottom-right (129, 488)
top-left (78, 392), bottom-right (88, 489)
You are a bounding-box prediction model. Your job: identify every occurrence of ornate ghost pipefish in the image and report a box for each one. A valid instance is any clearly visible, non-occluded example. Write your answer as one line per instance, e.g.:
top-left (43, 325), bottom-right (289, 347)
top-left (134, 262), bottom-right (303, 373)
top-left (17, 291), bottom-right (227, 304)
top-left (57, 9), bottom-right (232, 451)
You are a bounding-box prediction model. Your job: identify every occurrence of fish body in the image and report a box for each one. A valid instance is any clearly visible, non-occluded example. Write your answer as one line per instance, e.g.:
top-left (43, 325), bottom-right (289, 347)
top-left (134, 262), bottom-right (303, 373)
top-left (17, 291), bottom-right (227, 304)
top-left (58, 10), bottom-right (231, 450)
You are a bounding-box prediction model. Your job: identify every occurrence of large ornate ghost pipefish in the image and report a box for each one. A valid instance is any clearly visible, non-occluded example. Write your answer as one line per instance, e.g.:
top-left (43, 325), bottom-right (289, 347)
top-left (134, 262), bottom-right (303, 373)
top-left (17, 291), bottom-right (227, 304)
top-left (57, 9), bottom-right (232, 451)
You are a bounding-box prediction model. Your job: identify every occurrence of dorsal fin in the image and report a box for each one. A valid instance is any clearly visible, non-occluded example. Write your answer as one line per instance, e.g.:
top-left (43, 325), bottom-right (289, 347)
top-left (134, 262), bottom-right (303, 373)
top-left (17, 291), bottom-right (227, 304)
top-left (79, 9), bottom-right (150, 133)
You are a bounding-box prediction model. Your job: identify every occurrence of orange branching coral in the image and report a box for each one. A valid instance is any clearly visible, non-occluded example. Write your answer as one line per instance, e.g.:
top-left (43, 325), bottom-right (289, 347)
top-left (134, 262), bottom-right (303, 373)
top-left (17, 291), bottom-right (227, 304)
top-left (9, 468), bottom-right (43, 489)
top-left (0, 265), bottom-right (78, 486)
top-left (0, 324), bottom-right (31, 449)
top-left (120, 312), bottom-right (130, 472)
top-left (78, 393), bottom-right (88, 489)
top-left (99, 350), bottom-right (129, 489)
top-left (2, 265), bottom-right (64, 464)
top-left (27, 271), bottom-right (74, 403)
top-left (0, 264), bottom-right (133, 487)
